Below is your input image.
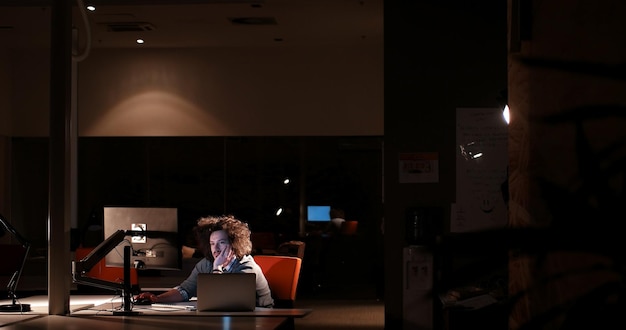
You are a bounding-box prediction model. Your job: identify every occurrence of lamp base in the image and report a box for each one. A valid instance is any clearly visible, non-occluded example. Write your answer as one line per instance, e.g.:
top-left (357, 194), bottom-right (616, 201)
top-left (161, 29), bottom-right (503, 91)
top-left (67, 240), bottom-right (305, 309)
top-left (0, 303), bottom-right (31, 312)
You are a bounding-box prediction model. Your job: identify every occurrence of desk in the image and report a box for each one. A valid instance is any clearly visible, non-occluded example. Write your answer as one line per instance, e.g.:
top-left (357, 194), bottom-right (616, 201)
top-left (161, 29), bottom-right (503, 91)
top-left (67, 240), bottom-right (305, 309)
top-left (76, 300), bottom-right (312, 317)
top-left (0, 295), bottom-right (311, 330)
top-left (1, 314), bottom-right (288, 329)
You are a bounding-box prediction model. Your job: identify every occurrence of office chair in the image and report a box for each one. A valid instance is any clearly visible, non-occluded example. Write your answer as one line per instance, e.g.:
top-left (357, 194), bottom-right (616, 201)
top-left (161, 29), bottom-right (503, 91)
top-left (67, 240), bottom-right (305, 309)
top-left (254, 255), bottom-right (302, 308)
top-left (339, 220), bottom-right (358, 236)
top-left (277, 240), bottom-right (305, 259)
top-left (250, 232), bottom-right (277, 255)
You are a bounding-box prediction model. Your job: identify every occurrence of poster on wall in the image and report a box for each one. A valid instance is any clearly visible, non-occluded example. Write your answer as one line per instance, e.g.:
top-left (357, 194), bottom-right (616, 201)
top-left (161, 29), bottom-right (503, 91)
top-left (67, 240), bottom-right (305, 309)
top-left (398, 152), bottom-right (439, 183)
top-left (452, 108), bottom-right (508, 232)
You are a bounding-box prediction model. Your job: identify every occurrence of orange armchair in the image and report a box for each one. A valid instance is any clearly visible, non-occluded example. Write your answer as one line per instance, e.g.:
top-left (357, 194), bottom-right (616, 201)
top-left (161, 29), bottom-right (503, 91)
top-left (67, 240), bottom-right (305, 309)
top-left (340, 220), bottom-right (358, 236)
top-left (254, 255), bottom-right (302, 308)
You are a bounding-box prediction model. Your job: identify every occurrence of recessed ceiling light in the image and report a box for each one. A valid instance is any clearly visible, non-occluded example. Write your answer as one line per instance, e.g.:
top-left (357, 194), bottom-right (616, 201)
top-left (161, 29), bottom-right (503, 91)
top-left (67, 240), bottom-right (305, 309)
top-left (86, 5), bottom-right (95, 11)
top-left (136, 39), bottom-right (144, 44)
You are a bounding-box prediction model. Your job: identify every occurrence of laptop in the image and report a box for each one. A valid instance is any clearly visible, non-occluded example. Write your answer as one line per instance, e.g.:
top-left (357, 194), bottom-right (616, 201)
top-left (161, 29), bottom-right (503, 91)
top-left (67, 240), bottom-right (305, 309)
top-left (196, 272), bottom-right (257, 312)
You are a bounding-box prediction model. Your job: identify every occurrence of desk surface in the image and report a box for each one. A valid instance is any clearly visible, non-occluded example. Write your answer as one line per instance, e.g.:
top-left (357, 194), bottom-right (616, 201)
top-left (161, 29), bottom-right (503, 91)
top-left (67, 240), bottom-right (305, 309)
top-left (1, 314), bottom-right (287, 330)
top-left (0, 295), bottom-right (310, 329)
top-left (80, 301), bottom-right (311, 317)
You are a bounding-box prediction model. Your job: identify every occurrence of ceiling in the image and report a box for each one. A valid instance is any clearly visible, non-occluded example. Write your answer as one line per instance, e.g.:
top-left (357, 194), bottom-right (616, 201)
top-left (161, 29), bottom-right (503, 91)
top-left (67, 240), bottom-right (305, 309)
top-left (0, 0), bottom-right (383, 49)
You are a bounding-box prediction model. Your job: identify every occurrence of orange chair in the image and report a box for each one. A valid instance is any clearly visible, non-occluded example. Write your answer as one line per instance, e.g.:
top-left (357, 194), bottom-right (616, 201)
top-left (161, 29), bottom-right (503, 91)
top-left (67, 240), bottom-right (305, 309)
top-left (254, 255), bottom-right (302, 308)
top-left (74, 247), bottom-right (138, 291)
top-left (340, 220), bottom-right (358, 236)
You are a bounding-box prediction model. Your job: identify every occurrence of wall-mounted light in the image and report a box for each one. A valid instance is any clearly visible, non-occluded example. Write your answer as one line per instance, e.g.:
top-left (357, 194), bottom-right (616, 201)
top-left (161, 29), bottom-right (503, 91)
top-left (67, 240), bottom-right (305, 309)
top-left (502, 104), bottom-right (510, 124)
top-left (497, 88), bottom-right (509, 125)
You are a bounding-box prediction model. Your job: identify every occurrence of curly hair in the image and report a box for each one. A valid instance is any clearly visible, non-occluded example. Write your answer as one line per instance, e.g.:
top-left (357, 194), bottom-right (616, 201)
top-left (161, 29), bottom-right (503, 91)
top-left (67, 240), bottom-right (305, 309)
top-left (192, 215), bottom-right (252, 260)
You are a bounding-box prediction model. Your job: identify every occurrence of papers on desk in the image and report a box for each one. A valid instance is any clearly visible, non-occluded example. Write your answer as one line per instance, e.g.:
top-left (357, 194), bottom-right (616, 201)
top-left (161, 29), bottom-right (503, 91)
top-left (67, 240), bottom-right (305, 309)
top-left (440, 293), bottom-right (498, 310)
top-left (151, 302), bottom-right (197, 311)
top-left (455, 294), bottom-right (497, 309)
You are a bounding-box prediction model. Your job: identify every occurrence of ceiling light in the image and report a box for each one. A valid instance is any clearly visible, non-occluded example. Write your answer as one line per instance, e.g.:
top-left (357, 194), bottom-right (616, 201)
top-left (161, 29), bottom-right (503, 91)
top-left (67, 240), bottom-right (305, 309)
top-left (136, 39), bottom-right (144, 44)
top-left (86, 5), bottom-right (95, 11)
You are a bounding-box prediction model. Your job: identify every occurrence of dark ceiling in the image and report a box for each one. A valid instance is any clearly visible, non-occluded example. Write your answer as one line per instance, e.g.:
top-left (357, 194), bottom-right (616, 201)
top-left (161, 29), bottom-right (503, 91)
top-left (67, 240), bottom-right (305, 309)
top-left (0, 0), bottom-right (383, 49)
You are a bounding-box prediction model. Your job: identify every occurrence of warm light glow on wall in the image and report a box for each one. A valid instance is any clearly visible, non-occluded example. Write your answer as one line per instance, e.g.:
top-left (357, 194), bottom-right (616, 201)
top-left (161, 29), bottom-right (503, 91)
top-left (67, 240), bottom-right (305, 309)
top-left (81, 90), bottom-right (231, 136)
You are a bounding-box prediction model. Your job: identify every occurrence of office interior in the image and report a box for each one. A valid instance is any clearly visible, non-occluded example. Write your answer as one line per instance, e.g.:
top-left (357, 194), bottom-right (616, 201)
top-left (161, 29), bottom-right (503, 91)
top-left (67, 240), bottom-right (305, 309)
top-left (2, 0), bottom-right (625, 329)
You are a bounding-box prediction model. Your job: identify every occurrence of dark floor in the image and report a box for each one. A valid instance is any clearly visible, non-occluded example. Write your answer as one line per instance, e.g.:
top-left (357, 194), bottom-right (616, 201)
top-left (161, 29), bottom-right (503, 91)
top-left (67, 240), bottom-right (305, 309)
top-left (292, 234), bottom-right (385, 329)
top-left (294, 298), bottom-right (384, 330)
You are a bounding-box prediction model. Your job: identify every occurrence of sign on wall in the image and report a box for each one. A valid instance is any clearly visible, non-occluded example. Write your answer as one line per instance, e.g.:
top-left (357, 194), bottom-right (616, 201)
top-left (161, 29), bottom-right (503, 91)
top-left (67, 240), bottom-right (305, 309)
top-left (452, 108), bottom-right (508, 232)
top-left (398, 152), bottom-right (439, 183)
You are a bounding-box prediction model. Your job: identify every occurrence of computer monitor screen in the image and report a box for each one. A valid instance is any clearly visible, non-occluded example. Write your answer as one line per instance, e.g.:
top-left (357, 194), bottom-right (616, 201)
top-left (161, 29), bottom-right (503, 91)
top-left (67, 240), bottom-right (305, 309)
top-left (103, 206), bottom-right (181, 271)
top-left (307, 205), bottom-right (331, 222)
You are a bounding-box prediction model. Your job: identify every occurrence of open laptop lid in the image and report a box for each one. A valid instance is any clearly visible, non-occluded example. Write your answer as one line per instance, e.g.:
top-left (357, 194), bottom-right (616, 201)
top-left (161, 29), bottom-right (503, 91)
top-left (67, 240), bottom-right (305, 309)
top-left (196, 273), bottom-right (257, 311)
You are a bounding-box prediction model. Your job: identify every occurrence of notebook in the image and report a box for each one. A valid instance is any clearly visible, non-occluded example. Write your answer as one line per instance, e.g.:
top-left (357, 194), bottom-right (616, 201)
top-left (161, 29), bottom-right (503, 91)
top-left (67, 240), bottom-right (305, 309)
top-left (196, 272), bottom-right (257, 312)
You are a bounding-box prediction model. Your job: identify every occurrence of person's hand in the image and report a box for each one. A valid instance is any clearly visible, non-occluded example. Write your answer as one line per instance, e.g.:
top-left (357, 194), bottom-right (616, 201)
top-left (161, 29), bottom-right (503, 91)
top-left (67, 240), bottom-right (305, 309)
top-left (213, 245), bottom-right (234, 269)
top-left (135, 292), bottom-right (158, 303)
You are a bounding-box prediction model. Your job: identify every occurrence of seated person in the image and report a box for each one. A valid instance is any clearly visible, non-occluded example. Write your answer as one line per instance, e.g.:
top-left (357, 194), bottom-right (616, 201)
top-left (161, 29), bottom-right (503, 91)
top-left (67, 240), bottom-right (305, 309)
top-left (135, 215), bottom-right (274, 308)
top-left (324, 207), bottom-right (346, 236)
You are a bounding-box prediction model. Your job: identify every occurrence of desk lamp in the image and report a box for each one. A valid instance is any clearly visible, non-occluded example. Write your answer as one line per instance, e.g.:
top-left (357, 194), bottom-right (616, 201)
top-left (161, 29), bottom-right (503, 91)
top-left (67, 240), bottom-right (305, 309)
top-left (72, 229), bottom-right (175, 315)
top-left (0, 213), bottom-right (32, 312)
top-left (72, 229), bottom-right (140, 315)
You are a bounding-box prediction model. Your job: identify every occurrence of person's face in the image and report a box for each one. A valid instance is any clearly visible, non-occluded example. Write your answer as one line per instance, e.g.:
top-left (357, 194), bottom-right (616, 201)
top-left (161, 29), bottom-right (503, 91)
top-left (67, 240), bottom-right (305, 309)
top-left (209, 230), bottom-right (231, 258)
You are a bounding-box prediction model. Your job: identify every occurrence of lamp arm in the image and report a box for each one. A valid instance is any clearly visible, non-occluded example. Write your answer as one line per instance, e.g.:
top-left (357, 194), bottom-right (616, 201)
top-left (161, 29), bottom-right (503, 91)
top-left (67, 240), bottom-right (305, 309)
top-left (72, 229), bottom-right (127, 292)
top-left (71, 229), bottom-right (178, 295)
top-left (71, 270), bottom-right (125, 291)
top-left (0, 213), bottom-right (30, 248)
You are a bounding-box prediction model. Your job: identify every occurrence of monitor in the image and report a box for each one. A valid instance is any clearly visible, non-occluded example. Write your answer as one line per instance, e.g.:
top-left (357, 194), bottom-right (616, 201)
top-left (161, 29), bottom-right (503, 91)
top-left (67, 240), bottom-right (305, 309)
top-left (103, 206), bottom-right (181, 271)
top-left (307, 205), bottom-right (331, 222)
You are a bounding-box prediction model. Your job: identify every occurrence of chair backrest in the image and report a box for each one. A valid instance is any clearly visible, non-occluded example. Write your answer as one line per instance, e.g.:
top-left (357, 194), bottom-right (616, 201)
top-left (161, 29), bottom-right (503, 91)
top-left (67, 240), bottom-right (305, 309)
top-left (254, 255), bottom-right (302, 308)
top-left (276, 240), bottom-right (305, 259)
top-left (75, 247), bottom-right (138, 286)
top-left (250, 232), bottom-right (277, 255)
top-left (340, 220), bottom-right (358, 236)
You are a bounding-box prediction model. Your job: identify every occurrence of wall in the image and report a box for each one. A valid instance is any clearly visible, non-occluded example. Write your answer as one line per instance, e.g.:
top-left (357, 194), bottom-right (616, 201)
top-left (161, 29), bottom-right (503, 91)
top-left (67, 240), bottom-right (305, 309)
top-left (0, 49), bottom-right (10, 136)
top-left (0, 49), bottom-right (10, 228)
top-left (8, 45), bottom-right (383, 137)
top-left (4, 33), bottom-right (383, 255)
top-left (5, 45), bottom-right (384, 269)
top-left (6, 49), bottom-right (50, 137)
